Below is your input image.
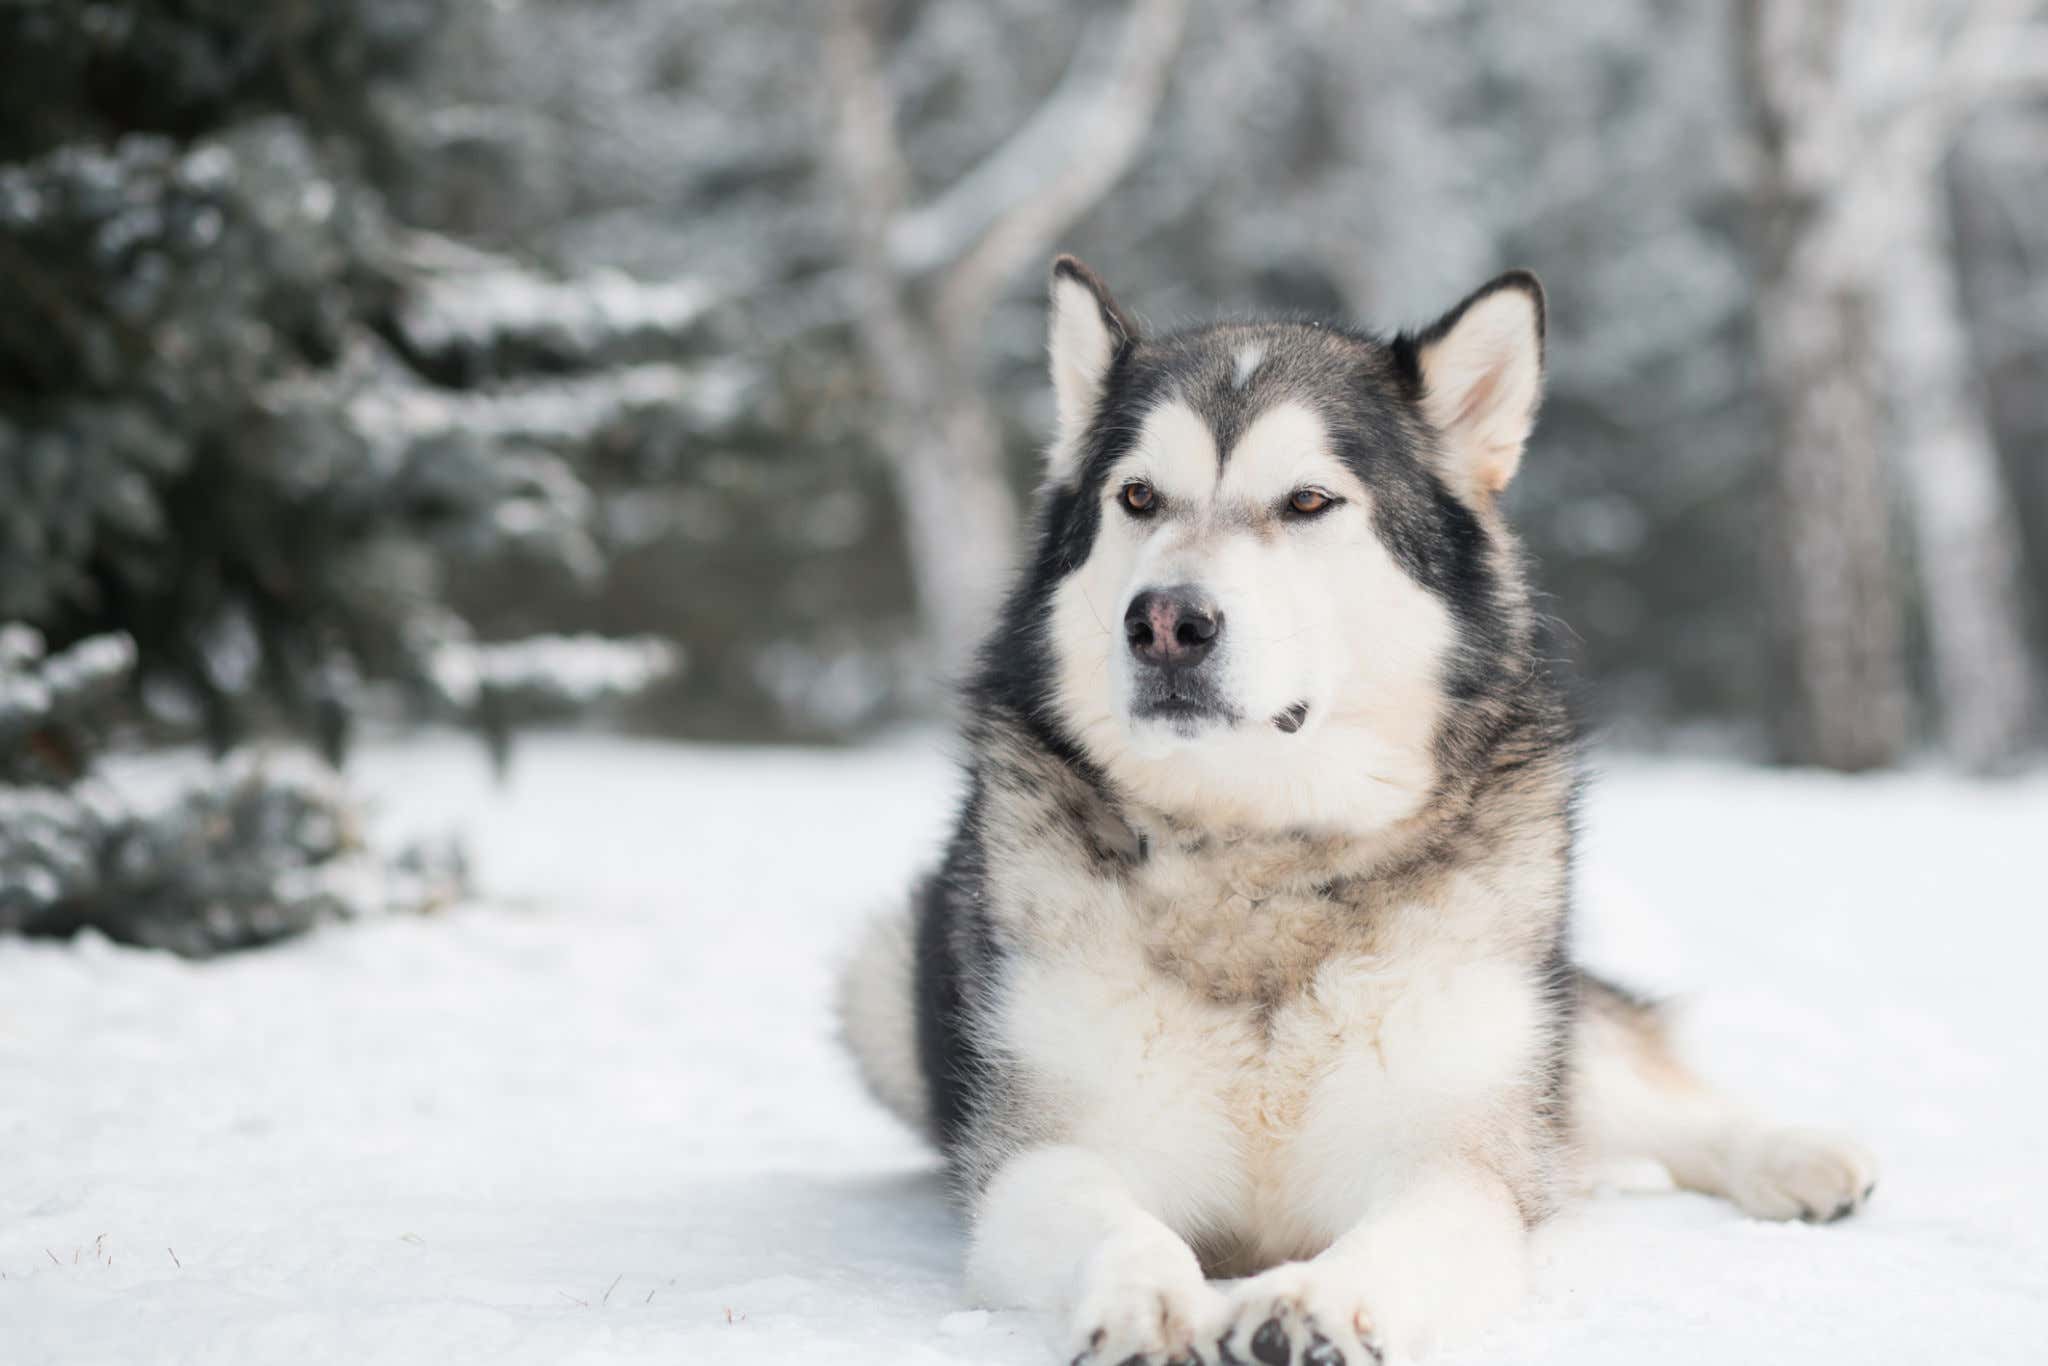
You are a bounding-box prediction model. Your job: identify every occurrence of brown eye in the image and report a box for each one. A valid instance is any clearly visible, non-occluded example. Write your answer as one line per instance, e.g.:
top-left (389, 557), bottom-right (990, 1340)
top-left (1121, 481), bottom-right (1156, 514)
top-left (1288, 488), bottom-right (1333, 516)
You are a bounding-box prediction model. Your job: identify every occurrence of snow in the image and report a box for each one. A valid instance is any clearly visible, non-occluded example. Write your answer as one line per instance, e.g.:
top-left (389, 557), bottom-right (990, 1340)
top-left (2, 733), bottom-right (2044, 1365)
top-left (427, 634), bottom-right (682, 711)
top-left (342, 360), bottom-right (740, 447)
top-left (395, 265), bottom-right (714, 364)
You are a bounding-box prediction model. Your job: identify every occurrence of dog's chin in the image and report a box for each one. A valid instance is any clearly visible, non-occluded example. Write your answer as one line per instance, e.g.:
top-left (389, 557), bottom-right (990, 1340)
top-left (1123, 698), bottom-right (1236, 755)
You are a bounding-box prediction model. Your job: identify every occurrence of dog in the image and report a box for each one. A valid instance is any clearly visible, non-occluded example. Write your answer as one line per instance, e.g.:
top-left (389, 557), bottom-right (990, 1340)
top-left (839, 257), bottom-right (1876, 1364)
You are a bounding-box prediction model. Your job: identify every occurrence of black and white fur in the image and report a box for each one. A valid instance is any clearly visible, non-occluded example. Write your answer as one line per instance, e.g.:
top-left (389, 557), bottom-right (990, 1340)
top-left (840, 258), bottom-right (1876, 1365)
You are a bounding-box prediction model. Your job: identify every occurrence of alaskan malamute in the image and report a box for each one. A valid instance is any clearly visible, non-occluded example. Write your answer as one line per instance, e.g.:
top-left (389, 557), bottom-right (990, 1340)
top-left (840, 258), bottom-right (1875, 1364)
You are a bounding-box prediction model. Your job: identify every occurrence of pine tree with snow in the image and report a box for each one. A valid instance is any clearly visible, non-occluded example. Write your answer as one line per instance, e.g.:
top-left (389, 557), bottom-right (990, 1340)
top-left (0, 0), bottom-right (718, 951)
top-left (0, 623), bottom-right (471, 955)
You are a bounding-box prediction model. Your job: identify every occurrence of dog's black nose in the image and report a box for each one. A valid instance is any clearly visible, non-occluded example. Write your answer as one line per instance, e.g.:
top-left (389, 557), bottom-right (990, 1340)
top-left (1124, 587), bottom-right (1221, 668)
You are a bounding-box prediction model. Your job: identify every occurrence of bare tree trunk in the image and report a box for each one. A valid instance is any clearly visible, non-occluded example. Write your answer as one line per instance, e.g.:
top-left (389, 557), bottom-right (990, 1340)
top-left (1882, 154), bottom-right (2042, 769)
top-left (1740, 0), bottom-right (1913, 770)
top-left (821, 2), bottom-right (1014, 675)
top-left (1848, 0), bottom-right (2048, 770)
top-left (890, 396), bottom-right (1024, 680)
top-left (822, 0), bottom-right (1187, 675)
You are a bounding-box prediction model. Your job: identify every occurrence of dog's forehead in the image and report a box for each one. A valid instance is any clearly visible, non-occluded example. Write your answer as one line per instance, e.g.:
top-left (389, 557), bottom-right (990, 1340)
top-left (1120, 323), bottom-right (1400, 488)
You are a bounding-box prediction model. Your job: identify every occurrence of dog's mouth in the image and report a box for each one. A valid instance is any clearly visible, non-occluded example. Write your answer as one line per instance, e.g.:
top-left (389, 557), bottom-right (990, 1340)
top-left (1132, 696), bottom-right (1229, 723)
top-left (1128, 676), bottom-right (1238, 731)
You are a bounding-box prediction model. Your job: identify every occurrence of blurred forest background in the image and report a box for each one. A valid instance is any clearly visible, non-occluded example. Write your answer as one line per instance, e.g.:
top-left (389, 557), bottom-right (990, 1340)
top-left (2, 0), bottom-right (2045, 951)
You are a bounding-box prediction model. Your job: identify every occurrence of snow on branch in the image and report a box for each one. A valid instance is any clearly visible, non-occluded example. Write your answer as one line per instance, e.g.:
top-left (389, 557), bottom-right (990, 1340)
top-left (341, 359), bottom-right (750, 450)
top-left (931, 0), bottom-right (1189, 338)
top-left (427, 633), bottom-right (681, 716)
top-left (885, 9), bottom-right (1133, 276)
top-left (0, 627), bottom-right (135, 761)
top-left (393, 242), bottom-right (719, 384)
top-left (425, 631), bottom-right (680, 770)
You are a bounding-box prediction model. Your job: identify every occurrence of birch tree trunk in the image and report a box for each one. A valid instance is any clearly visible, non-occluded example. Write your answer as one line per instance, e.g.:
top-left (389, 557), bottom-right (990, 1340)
top-left (1857, 0), bottom-right (2048, 770)
top-left (1882, 153), bottom-right (2042, 769)
top-left (1740, 0), bottom-right (1914, 770)
top-left (822, 2), bottom-right (1018, 678)
top-left (822, 0), bottom-right (1188, 675)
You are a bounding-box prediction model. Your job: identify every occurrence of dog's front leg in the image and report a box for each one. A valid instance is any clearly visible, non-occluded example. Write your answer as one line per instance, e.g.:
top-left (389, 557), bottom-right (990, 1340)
top-left (969, 1144), bottom-right (1224, 1365)
top-left (1215, 1161), bottom-right (1526, 1364)
top-left (1209, 950), bottom-right (1548, 1364)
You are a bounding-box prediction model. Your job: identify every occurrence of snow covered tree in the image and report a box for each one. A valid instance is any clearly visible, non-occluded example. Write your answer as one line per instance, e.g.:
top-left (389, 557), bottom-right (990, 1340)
top-left (0, 123), bottom-right (686, 761)
top-left (793, 0), bottom-right (2044, 757)
top-left (1736, 0), bottom-right (2046, 771)
top-left (1738, 0), bottom-right (1914, 771)
top-left (1853, 0), bottom-right (2047, 771)
top-left (0, 624), bottom-right (466, 954)
top-left (1950, 104), bottom-right (2048, 696)
top-left (434, 0), bottom-right (2048, 766)
top-left (0, 0), bottom-right (699, 951)
top-left (12, 0), bottom-right (2038, 769)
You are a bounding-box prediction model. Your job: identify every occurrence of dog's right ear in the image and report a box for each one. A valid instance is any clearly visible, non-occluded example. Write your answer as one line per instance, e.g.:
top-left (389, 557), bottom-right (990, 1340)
top-left (1047, 255), bottom-right (1136, 483)
top-left (1396, 270), bottom-right (1546, 500)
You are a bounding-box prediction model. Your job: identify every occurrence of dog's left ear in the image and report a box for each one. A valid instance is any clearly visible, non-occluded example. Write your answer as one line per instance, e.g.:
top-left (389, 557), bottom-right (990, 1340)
top-left (1046, 255), bottom-right (1137, 483)
top-left (1398, 271), bottom-right (1545, 497)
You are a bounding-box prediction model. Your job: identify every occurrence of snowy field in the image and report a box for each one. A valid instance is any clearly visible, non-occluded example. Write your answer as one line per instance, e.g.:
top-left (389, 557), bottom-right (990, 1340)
top-left (3, 732), bottom-right (2045, 1366)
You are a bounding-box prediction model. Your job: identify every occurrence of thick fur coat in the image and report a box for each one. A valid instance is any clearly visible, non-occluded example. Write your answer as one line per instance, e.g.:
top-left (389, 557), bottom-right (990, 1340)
top-left (840, 259), bottom-right (1875, 1365)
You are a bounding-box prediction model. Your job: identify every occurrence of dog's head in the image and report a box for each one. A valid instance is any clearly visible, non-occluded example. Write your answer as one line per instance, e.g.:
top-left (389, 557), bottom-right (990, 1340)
top-left (994, 257), bottom-right (1547, 833)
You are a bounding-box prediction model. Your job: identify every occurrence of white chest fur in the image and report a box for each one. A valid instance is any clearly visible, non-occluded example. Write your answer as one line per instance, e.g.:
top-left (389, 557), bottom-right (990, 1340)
top-left (987, 848), bottom-right (1546, 1270)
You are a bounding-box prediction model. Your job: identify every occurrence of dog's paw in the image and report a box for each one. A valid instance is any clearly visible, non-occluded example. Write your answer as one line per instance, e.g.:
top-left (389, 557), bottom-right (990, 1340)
top-left (1212, 1263), bottom-right (1381, 1366)
top-left (1066, 1230), bottom-right (1221, 1366)
top-left (1724, 1126), bottom-right (1878, 1223)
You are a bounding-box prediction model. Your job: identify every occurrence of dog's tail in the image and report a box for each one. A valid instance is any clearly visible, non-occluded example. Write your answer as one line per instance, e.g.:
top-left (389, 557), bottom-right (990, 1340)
top-left (836, 898), bottom-right (931, 1139)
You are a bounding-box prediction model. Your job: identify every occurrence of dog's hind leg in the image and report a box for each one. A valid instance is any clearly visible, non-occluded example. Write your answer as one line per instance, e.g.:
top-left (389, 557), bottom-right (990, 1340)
top-left (1571, 970), bottom-right (1879, 1222)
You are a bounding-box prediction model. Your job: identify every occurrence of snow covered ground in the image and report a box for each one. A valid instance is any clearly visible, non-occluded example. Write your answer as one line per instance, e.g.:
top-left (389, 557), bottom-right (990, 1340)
top-left (3, 733), bottom-right (2044, 1365)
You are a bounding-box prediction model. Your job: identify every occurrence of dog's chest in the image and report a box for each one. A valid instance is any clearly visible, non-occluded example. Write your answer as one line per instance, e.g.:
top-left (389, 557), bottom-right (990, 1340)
top-left (1122, 830), bottom-right (1381, 1005)
top-left (991, 835), bottom-right (1436, 1257)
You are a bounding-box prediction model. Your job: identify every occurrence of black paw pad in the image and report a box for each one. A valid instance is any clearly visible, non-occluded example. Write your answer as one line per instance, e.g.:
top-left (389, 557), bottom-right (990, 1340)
top-left (1801, 1196), bottom-right (1863, 1225)
top-left (1251, 1317), bottom-right (1290, 1366)
top-left (1303, 1333), bottom-right (1344, 1366)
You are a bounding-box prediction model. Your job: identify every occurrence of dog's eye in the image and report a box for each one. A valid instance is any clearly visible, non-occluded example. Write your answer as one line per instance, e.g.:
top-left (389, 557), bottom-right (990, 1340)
top-left (1287, 488), bottom-right (1334, 516)
top-left (1120, 481), bottom-right (1157, 514)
